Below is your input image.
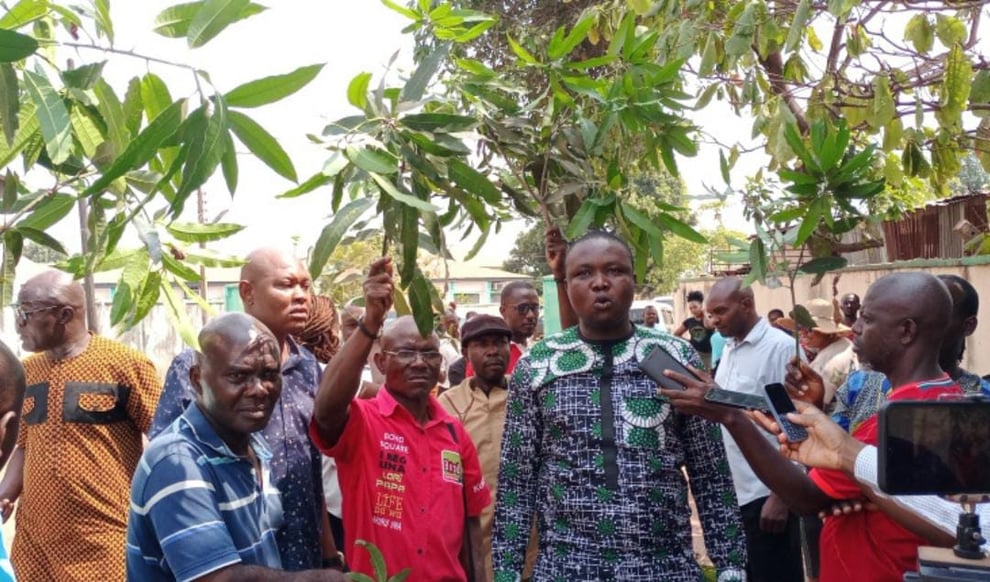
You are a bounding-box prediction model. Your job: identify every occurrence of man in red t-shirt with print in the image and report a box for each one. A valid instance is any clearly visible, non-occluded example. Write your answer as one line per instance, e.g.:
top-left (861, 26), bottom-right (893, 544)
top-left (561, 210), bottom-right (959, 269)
top-left (310, 257), bottom-right (491, 581)
top-left (660, 272), bottom-right (961, 582)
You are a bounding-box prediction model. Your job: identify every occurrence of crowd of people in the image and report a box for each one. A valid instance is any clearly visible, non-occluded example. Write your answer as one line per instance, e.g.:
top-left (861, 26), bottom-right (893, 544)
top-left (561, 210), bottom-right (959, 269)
top-left (0, 227), bottom-right (984, 582)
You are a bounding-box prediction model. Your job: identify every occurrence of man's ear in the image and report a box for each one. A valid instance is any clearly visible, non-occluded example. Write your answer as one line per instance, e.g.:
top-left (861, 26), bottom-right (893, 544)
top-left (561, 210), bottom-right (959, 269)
top-left (373, 351), bottom-right (386, 374)
top-left (901, 318), bottom-right (919, 346)
top-left (238, 280), bottom-right (252, 306)
top-left (57, 305), bottom-right (74, 325)
top-left (189, 365), bottom-right (205, 397)
top-left (962, 315), bottom-right (978, 337)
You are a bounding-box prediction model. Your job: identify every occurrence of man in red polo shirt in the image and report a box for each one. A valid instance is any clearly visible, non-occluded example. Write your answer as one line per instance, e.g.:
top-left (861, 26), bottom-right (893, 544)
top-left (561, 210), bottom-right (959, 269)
top-left (310, 256), bottom-right (490, 581)
top-left (660, 272), bottom-right (964, 582)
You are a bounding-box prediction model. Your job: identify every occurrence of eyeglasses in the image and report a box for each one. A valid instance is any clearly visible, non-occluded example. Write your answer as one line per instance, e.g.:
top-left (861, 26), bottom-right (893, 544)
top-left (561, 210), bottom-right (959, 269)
top-left (382, 350), bottom-right (444, 365)
top-left (509, 303), bottom-right (540, 315)
top-left (11, 304), bottom-right (60, 326)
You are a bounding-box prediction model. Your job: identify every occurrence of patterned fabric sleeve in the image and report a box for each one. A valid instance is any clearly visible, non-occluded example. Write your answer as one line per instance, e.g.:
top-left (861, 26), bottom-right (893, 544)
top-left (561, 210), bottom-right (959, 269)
top-left (149, 351), bottom-right (195, 438)
top-left (491, 355), bottom-right (541, 582)
top-left (671, 340), bottom-right (748, 580)
top-left (125, 353), bottom-right (164, 435)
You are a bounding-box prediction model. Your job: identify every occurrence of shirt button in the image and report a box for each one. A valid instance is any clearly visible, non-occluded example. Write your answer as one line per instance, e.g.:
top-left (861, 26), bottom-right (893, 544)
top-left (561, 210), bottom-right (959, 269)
top-left (417, 548), bottom-right (423, 555)
top-left (421, 467), bottom-right (427, 473)
top-left (420, 507), bottom-right (425, 513)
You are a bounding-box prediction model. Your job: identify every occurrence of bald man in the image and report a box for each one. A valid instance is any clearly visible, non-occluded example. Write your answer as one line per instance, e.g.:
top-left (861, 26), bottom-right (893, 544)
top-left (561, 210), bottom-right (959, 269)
top-left (705, 276), bottom-right (805, 582)
top-left (310, 258), bottom-right (490, 581)
top-left (128, 313), bottom-right (345, 581)
top-left (0, 270), bottom-right (162, 581)
top-left (662, 272), bottom-right (965, 582)
top-left (150, 248), bottom-right (332, 571)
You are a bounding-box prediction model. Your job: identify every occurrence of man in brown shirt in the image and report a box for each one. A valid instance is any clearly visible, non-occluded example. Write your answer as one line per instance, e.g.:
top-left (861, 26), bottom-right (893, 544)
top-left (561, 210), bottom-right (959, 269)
top-left (0, 270), bottom-right (162, 581)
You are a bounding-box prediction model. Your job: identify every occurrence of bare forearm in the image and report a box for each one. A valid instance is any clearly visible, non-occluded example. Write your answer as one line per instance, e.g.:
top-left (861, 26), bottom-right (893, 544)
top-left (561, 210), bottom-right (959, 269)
top-left (0, 447), bottom-right (24, 501)
top-left (314, 333), bottom-right (377, 446)
top-left (723, 413), bottom-right (831, 515)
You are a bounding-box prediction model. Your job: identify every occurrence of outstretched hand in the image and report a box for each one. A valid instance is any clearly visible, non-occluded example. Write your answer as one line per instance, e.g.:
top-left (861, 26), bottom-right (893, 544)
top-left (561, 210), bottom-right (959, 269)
top-left (362, 257), bottom-right (394, 330)
top-left (751, 399), bottom-right (864, 472)
top-left (658, 367), bottom-right (736, 425)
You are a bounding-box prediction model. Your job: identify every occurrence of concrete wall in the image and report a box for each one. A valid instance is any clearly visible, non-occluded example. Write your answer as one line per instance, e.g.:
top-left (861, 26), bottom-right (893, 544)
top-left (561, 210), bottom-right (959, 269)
top-left (675, 256), bottom-right (990, 376)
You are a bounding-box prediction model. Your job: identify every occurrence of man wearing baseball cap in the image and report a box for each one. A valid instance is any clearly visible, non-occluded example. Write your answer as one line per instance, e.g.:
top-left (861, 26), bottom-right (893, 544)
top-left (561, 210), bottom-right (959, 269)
top-left (438, 314), bottom-right (514, 579)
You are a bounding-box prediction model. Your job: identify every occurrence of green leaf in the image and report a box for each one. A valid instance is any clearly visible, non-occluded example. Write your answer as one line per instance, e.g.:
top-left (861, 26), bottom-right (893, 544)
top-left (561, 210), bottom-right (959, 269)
top-left (565, 199), bottom-right (597, 240)
top-left (0, 0), bottom-right (49, 30)
top-left (219, 129), bottom-right (238, 194)
top-left (935, 14), bottom-right (967, 48)
top-left (548, 10), bottom-right (595, 60)
top-left (182, 248), bottom-right (245, 268)
top-left (371, 173), bottom-right (438, 212)
top-left (17, 226), bottom-right (67, 255)
top-left (93, 0), bottom-right (113, 42)
top-left (408, 273), bottom-right (435, 337)
top-left (789, 304), bottom-right (817, 329)
top-left (154, 1), bottom-right (266, 38)
top-left (346, 146), bottom-right (398, 175)
top-left (0, 100), bottom-right (38, 168)
top-left (187, 0), bottom-right (251, 48)
top-left (160, 273), bottom-right (200, 349)
top-left (69, 106), bottom-right (103, 158)
top-left (785, 0), bottom-right (811, 52)
top-left (507, 36), bottom-right (538, 65)
top-left (22, 71), bottom-right (72, 164)
top-left (795, 197), bottom-right (826, 247)
top-left (2, 169), bottom-right (16, 212)
top-left (620, 202), bottom-right (664, 238)
top-left (141, 73), bottom-right (173, 122)
top-left (748, 237), bottom-right (767, 282)
top-left (904, 14), bottom-right (934, 54)
top-left (129, 271), bottom-right (162, 328)
top-left (227, 110), bottom-right (296, 181)
top-left (869, 74), bottom-right (896, 130)
top-left (400, 113), bottom-right (476, 132)
top-left (347, 72), bottom-right (372, 110)
top-left (62, 62), bottom-right (107, 90)
top-left (381, 0), bottom-right (420, 20)
top-left (93, 79), bottom-right (129, 154)
top-left (797, 256), bottom-right (848, 274)
top-left (308, 197), bottom-right (374, 279)
top-left (166, 221), bottom-right (244, 243)
top-left (0, 25), bottom-right (39, 63)
top-left (278, 172), bottom-right (332, 199)
top-left (225, 64), bottom-right (325, 108)
top-left (936, 44), bottom-right (972, 132)
top-left (401, 42), bottom-right (449, 103)
top-left (448, 159), bottom-right (500, 204)
top-left (0, 62), bottom-right (18, 145)
top-left (656, 212), bottom-right (706, 243)
top-left (82, 99), bottom-right (185, 196)
top-left (174, 98), bottom-right (228, 212)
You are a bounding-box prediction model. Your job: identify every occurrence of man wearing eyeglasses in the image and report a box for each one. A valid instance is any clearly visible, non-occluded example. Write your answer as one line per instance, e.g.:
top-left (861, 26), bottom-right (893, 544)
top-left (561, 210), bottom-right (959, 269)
top-left (0, 270), bottom-right (162, 581)
top-left (310, 257), bottom-right (491, 582)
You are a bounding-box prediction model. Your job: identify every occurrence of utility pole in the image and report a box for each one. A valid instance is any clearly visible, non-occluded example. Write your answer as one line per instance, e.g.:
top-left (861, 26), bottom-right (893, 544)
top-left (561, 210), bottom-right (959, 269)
top-left (77, 199), bottom-right (99, 333)
top-left (197, 188), bottom-right (209, 324)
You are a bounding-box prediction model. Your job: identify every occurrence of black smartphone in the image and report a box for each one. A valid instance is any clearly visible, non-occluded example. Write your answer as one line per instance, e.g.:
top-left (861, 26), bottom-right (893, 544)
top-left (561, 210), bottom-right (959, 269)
top-left (878, 399), bottom-right (990, 495)
top-left (638, 345), bottom-right (699, 391)
top-left (704, 388), bottom-right (771, 414)
top-left (764, 383), bottom-right (807, 442)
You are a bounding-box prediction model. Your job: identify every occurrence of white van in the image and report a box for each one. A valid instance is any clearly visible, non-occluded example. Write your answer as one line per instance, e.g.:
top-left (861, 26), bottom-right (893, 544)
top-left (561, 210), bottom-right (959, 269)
top-left (630, 300), bottom-right (674, 333)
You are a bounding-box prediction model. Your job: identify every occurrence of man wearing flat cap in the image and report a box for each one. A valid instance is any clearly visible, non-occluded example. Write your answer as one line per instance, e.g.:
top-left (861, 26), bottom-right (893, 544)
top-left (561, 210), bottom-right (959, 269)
top-left (438, 314), bottom-right (514, 579)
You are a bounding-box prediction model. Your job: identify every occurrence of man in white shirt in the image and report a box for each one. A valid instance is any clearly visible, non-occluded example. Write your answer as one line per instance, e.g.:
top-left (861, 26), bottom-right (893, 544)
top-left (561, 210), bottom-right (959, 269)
top-left (706, 277), bottom-right (805, 582)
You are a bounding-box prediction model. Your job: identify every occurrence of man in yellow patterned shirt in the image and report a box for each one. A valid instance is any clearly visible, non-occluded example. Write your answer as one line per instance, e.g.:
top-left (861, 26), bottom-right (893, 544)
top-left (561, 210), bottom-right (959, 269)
top-left (0, 270), bottom-right (162, 581)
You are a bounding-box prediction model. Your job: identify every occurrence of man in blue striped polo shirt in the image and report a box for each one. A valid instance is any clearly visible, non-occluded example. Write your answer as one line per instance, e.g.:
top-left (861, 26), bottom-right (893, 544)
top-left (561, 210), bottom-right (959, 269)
top-left (126, 313), bottom-right (344, 581)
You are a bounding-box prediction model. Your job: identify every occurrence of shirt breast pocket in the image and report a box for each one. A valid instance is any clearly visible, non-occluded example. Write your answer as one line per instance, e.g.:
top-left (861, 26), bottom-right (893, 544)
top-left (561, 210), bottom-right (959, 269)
top-left (62, 382), bottom-right (130, 424)
top-left (23, 382), bottom-right (49, 425)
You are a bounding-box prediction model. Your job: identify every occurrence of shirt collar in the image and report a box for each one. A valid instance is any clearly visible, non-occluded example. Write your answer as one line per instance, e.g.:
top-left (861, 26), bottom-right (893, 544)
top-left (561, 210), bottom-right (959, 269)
top-left (375, 386), bottom-right (452, 427)
top-left (180, 402), bottom-right (273, 461)
top-left (729, 317), bottom-right (771, 348)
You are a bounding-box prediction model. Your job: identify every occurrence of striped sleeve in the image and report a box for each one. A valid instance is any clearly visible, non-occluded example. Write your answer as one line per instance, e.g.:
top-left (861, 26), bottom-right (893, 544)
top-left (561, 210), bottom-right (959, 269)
top-left (133, 452), bottom-right (242, 581)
